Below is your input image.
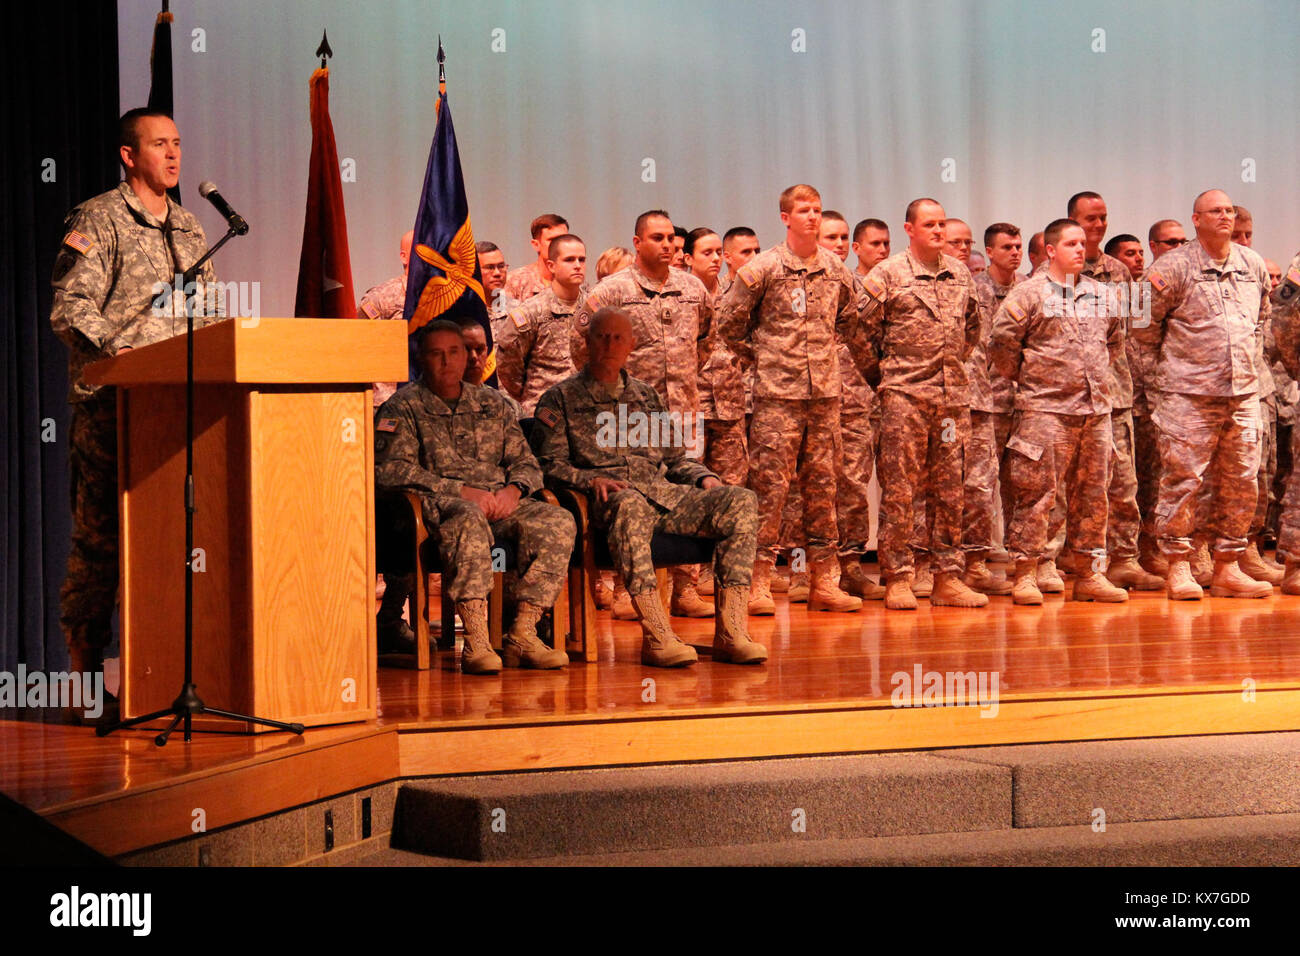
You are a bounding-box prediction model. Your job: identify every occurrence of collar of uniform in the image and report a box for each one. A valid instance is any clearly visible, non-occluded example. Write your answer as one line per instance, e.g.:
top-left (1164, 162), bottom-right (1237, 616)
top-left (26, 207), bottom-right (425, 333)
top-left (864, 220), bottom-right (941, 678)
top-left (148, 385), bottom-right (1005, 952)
top-left (1189, 238), bottom-right (1248, 276)
top-left (578, 367), bottom-right (630, 401)
top-left (417, 379), bottom-right (490, 415)
top-left (905, 247), bottom-right (951, 279)
top-left (1043, 271), bottom-right (1099, 302)
top-left (116, 182), bottom-right (167, 230)
top-left (776, 242), bottom-right (827, 275)
top-left (629, 262), bottom-right (682, 296)
top-left (545, 285), bottom-right (581, 315)
top-left (986, 270), bottom-right (1020, 296)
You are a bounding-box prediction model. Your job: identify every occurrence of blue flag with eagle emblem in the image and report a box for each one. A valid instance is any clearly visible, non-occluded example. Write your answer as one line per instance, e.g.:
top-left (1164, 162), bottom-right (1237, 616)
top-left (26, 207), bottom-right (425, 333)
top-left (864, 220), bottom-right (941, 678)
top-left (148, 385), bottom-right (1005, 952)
top-left (403, 87), bottom-right (494, 383)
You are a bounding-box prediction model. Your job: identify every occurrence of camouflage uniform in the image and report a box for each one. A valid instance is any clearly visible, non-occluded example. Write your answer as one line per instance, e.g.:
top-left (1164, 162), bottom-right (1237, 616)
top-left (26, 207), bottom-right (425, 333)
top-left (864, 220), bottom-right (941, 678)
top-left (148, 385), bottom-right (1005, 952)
top-left (698, 283), bottom-right (749, 485)
top-left (835, 275), bottom-right (879, 556)
top-left (374, 380), bottom-right (573, 605)
top-left (989, 273), bottom-right (1122, 561)
top-left (50, 183), bottom-right (221, 654)
top-left (533, 369), bottom-right (756, 593)
top-left (571, 263), bottom-right (711, 421)
top-left (1132, 241), bottom-right (1271, 558)
top-left (494, 286), bottom-right (580, 416)
top-left (965, 270), bottom-right (1023, 553)
top-left (1129, 299), bottom-right (1162, 554)
top-left (1269, 255), bottom-right (1300, 559)
top-left (858, 250), bottom-right (981, 576)
top-left (503, 261), bottom-right (547, 308)
top-left (717, 243), bottom-right (863, 565)
top-left (358, 274), bottom-right (406, 406)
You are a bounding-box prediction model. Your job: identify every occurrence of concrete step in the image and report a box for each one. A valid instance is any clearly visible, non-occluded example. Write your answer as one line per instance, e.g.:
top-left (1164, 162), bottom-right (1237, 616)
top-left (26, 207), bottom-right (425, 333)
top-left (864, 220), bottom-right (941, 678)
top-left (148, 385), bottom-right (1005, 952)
top-left (393, 753), bottom-right (1010, 861)
top-left (933, 731), bottom-right (1300, 828)
top-left (358, 810), bottom-right (1300, 867)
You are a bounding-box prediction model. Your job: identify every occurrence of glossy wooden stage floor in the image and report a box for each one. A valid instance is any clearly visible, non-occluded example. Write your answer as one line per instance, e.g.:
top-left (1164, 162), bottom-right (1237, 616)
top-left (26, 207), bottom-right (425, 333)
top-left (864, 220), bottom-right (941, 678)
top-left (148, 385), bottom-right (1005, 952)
top-left (6, 583), bottom-right (1300, 856)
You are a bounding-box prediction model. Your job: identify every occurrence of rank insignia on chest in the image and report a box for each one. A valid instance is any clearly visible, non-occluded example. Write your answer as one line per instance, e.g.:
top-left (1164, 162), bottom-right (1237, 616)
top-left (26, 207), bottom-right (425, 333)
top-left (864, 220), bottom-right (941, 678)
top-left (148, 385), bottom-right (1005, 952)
top-left (376, 418), bottom-right (398, 433)
top-left (64, 230), bottom-right (94, 255)
top-left (537, 407), bottom-right (559, 428)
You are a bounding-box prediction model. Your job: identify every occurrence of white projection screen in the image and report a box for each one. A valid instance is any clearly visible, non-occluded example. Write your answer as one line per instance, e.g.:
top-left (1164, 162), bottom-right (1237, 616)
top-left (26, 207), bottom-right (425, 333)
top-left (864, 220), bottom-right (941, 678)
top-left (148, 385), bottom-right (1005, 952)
top-left (118, 0), bottom-right (1300, 316)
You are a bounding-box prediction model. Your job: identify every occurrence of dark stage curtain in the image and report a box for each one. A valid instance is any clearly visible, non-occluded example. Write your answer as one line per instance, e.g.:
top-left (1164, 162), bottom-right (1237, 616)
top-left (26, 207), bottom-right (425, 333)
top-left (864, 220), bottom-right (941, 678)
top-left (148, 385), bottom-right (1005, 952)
top-left (2, 3), bottom-right (120, 673)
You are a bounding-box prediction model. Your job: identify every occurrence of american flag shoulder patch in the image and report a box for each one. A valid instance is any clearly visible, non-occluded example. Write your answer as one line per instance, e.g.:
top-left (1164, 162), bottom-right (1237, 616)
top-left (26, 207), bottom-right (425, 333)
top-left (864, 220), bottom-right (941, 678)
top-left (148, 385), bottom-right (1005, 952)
top-left (737, 263), bottom-right (759, 287)
top-left (1148, 269), bottom-right (1168, 293)
top-left (376, 418), bottom-right (398, 433)
top-left (510, 308), bottom-right (529, 330)
top-left (64, 230), bottom-right (94, 255)
top-left (536, 406), bottom-right (559, 428)
top-left (863, 273), bottom-right (885, 300)
top-left (1006, 302), bottom-right (1027, 324)
top-left (359, 299), bottom-right (378, 319)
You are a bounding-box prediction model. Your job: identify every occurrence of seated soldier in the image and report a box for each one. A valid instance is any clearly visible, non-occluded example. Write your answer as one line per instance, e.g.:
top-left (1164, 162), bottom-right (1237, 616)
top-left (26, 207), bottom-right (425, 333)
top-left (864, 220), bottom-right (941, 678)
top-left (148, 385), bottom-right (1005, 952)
top-left (533, 307), bottom-right (767, 667)
top-left (374, 320), bottom-right (574, 674)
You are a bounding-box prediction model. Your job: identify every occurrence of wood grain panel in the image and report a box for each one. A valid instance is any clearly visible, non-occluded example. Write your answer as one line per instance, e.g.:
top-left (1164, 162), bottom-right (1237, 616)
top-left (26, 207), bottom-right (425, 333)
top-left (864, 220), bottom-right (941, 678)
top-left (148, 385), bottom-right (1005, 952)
top-left (248, 388), bottom-right (375, 724)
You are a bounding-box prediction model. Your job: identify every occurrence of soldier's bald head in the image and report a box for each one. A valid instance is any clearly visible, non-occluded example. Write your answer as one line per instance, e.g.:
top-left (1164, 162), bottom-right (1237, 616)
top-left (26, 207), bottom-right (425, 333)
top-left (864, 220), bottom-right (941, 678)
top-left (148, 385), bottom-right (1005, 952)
top-left (1193, 189), bottom-right (1232, 215)
top-left (587, 306), bottom-right (633, 341)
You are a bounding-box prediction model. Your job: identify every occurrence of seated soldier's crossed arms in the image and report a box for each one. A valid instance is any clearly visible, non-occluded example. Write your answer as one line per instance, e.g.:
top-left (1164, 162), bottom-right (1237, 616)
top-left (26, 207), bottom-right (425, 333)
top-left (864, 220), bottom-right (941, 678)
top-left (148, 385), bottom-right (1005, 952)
top-left (374, 320), bottom-right (575, 675)
top-left (533, 307), bottom-right (767, 668)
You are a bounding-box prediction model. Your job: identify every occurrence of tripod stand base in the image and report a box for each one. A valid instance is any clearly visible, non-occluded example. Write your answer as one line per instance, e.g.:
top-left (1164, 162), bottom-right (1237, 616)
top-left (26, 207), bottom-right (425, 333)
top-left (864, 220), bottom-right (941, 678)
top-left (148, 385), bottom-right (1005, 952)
top-left (96, 683), bottom-right (306, 746)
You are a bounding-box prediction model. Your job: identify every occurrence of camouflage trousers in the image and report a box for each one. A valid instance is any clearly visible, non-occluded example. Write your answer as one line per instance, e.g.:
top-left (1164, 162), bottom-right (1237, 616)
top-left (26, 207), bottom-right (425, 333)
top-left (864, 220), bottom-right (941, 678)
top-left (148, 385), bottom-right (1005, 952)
top-left (60, 394), bottom-right (119, 652)
top-left (748, 397), bottom-right (840, 565)
top-left (704, 418), bottom-right (749, 487)
top-left (1133, 408), bottom-right (1162, 545)
top-left (1005, 410), bottom-right (1111, 562)
top-left (1269, 421), bottom-right (1293, 539)
top-left (963, 410), bottom-right (1013, 553)
top-left (595, 485), bottom-right (758, 595)
top-left (775, 402), bottom-right (874, 557)
top-left (1275, 422), bottom-right (1300, 561)
top-left (1106, 409), bottom-right (1141, 559)
top-left (432, 497), bottom-right (573, 605)
top-left (878, 391), bottom-right (968, 577)
top-left (1152, 392), bottom-right (1260, 559)
top-left (1250, 398), bottom-right (1278, 536)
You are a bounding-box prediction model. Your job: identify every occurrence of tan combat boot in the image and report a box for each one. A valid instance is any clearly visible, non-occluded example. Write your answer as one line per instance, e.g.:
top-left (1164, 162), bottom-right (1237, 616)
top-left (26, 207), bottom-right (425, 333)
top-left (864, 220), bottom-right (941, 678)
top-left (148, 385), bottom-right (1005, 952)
top-left (457, 599), bottom-right (502, 674)
top-left (669, 567), bottom-right (716, 617)
top-left (1073, 572), bottom-right (1129, 603)
top-left (612, 580), bottom-right (637, 620)
top-left (1011, 559), bottom-right (1043, 606)
top-left (1036, 557), bottom-right (1065, 593)
top-left (1165, 559), bottom-right (1203, 601)
top-left (1138, 536), bottom-right (1169, 577)
top-left (770, 566), bottom-right (790, 593)
top-left (1209, 559), bottom-right (1274, 599)
top-left (930, 571), bottom-right (989, 607)
top-left (912, 558), bottom-right (934, 597)
top-left (748, 560), bottom-right (776, 616)
top-left (788, 570), bottom-right (811, 603)
top-left (885, 573), bottom-right (918, 610)
top-left (1191, 539), bottom-right (1213, 586)
top-left (808, 559), bottom-right (863, 612)
top-left (840, 555), bottom-right (886, 599)
top-left (697, 566), bottom-right (716, 596)
top-left (1283, 560), bottom-right (1300, 596)
top-left (1240, 542), bottom-right (1284, 585)
top-left (634, 590), bottom-right (698, 667)
top-left (502, 602), bottom-right (568, 669)
top-left (593, 571), bottom-right (613, 609)
top-left (713, 585), bottom-right (768, 664)
top-left (964, 555), bottom-right (1013, 595)
top-left (1106, 557), bottom-right (1165, 591)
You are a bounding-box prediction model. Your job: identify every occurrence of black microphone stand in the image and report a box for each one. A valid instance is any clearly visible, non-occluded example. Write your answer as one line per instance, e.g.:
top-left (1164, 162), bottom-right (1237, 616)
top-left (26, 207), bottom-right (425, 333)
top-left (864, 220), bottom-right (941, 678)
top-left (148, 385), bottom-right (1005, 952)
top-left (98, 225), bottom-right (305, 745)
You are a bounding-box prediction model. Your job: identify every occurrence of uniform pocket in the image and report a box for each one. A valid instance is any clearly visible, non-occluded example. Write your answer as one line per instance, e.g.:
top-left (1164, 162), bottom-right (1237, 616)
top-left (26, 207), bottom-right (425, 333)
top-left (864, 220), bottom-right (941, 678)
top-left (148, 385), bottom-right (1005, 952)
top-left (1005, 434), bottom-right (1044, 462)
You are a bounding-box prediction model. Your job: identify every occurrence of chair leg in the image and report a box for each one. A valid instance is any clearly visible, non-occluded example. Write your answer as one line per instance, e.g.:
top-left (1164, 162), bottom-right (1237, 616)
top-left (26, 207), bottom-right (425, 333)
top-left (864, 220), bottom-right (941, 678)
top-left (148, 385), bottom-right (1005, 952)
top-left (413, 571), bottom-right (431, 672)
top-left (551, 574), bottom-right (570, 652)
top-left (440, 587), bottom-right (456, 655)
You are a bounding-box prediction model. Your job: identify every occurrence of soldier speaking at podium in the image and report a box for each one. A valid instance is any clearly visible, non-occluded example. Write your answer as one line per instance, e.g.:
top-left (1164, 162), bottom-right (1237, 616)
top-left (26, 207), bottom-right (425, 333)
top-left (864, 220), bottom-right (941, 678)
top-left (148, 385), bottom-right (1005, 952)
top-left (49, 108), bottom-right (221, 682)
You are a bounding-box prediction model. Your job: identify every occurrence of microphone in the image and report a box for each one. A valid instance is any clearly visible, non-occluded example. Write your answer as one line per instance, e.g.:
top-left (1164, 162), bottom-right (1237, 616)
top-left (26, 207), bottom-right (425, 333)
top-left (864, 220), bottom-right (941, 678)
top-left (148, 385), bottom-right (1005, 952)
top-left (198, 181), bottom-right (250, 235)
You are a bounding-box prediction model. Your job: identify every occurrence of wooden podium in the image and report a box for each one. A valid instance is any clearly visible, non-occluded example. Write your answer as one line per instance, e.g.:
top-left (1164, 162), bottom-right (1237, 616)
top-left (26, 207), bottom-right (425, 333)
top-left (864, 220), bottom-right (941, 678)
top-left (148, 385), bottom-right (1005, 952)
top-left (84, 318), bottom-right (408, 730)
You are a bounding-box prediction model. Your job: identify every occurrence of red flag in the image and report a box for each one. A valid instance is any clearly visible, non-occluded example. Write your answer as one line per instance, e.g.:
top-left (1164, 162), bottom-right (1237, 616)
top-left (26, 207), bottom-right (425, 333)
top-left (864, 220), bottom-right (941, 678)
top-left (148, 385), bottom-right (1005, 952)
top-left (294, 66), bottom-right (356, 318)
